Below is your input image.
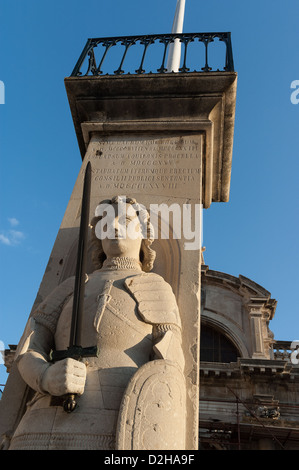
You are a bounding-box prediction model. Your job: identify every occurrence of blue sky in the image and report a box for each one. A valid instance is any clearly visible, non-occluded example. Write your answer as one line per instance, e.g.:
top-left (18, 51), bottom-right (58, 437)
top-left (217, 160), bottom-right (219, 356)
top-left (0, 0), bottom-right (298, 386)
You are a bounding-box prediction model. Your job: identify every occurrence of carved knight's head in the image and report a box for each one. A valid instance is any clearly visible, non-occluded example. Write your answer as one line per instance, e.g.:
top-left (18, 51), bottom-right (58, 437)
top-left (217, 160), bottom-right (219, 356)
top-left (90, 196), bottom-right (156, 272)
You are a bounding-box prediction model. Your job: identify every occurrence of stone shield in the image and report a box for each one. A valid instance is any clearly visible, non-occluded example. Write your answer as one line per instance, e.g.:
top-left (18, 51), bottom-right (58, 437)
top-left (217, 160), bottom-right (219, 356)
top-left (116, 359), bottom-right (186, 450)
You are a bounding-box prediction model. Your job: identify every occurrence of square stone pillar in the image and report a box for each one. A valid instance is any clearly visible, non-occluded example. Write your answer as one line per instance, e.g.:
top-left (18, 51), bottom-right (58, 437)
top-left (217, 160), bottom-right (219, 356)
top-left (0, 72), bottom-right (237, 450)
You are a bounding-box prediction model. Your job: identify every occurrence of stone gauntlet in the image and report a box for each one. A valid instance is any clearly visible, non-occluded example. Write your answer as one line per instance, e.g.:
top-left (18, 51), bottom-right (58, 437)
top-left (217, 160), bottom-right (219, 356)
top-left (17, 320), bottom-right (86, 397)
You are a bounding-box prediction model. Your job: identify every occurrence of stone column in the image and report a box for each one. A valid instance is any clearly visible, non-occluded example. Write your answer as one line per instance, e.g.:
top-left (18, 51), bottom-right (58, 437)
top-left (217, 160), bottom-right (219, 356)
top-left (248, 298), bottom-right (276, 359)
top-left (0, 72), bottom-right (237, 450)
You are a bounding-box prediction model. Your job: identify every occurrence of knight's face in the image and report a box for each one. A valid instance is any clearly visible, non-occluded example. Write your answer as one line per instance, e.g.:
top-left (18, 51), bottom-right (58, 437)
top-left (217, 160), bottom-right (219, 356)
top-left (101, 203), bottom-right (142, 259)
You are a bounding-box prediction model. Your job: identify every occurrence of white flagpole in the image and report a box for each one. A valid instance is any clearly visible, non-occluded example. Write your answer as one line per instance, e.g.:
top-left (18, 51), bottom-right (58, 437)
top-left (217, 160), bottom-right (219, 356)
top-left (166, 0), bottom-right (186, 72)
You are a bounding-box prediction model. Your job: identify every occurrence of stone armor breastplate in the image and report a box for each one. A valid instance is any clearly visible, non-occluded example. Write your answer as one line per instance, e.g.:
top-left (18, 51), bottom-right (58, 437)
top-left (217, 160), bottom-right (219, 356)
top-left (55, 269), bottom-right (153, 369)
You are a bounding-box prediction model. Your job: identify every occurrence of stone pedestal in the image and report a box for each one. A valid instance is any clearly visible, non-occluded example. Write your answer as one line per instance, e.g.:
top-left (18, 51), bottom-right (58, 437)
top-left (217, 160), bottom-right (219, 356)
top-left (0, 72), bottom-right (237, 450)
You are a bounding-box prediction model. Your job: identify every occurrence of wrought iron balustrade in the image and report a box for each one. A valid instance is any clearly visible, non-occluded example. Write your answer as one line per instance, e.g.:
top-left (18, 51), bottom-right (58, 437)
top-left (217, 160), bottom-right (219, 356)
top-left (71, 32), bottom-right (234, 77)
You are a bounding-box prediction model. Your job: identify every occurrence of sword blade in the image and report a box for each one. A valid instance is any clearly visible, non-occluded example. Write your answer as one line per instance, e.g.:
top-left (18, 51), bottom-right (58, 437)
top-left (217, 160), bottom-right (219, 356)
top-left (69, 161), bottom-right (92, 348)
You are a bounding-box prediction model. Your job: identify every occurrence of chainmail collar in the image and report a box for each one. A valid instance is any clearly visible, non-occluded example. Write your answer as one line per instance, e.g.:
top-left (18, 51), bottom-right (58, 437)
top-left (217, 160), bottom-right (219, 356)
top-left (102, 257), bottom-right (142, 271)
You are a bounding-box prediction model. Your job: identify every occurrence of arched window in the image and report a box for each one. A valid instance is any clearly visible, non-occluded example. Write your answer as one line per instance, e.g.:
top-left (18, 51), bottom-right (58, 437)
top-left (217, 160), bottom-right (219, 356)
top-left (200, 324), bottom-right (240, 363)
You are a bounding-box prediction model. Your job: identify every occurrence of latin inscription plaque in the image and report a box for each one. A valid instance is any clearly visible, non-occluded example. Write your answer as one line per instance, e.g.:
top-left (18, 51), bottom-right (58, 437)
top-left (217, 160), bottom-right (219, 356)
top-left (88, 134), bottom-right (202, 199)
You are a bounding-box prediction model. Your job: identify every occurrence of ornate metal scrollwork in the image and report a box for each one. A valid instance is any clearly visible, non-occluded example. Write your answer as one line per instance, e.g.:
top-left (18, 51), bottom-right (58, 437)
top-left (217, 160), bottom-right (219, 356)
top-left (71, 32), bottom-right (234, 77)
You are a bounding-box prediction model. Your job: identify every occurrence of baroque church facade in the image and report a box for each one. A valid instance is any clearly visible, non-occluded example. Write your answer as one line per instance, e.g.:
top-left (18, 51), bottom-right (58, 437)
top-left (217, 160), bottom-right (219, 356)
top-left (199, 265), bottom-right (299, 450)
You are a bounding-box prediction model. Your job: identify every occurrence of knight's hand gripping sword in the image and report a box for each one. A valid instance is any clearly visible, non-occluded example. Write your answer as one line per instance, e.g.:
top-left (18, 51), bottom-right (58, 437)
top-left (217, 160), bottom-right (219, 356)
top-left (50, 162), bottom-right (99, 412)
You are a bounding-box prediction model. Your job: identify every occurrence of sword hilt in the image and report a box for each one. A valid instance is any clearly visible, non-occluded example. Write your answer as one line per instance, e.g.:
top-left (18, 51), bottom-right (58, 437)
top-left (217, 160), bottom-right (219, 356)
top-left (50, 345), bottom-right (99, 413)
top-left (50, 345), bottom-right (99, 362)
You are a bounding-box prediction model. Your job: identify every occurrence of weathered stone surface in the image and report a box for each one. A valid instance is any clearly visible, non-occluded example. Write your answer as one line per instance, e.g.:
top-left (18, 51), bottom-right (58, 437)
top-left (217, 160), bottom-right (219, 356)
top-left (117, 360), bottom-right (186, 450)
top-left (87, 134), bottom-right (202, 199)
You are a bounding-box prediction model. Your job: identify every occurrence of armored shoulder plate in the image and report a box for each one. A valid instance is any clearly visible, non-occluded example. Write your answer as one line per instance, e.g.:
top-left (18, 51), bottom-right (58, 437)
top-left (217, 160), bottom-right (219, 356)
top-left (124, 273), bottom-right (181, 328)
top-left (32, 276), bottom-right (75, 334)
top-left (116, 359), bottom-right (186, 450)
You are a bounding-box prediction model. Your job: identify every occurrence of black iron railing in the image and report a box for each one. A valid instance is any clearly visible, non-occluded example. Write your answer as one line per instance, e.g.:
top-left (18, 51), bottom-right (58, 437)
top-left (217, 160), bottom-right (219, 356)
top-left (71, 32), bottom-right (234, 77)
